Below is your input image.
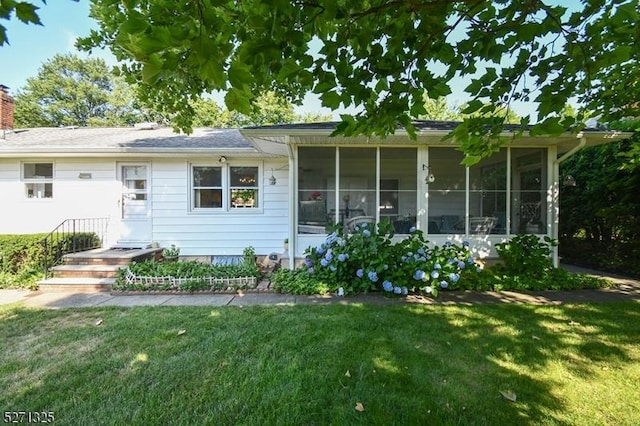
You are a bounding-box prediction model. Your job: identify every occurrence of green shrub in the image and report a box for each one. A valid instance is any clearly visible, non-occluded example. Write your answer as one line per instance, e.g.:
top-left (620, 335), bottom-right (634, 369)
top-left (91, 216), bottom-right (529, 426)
top-left (270, 268), bottom-right (331, 295)
top-left (494, 234), bottom-right (558, 278)
top-left (0, 232), bottom-right (100, 289)
top-left (301, 222), bottom-right (481, 297)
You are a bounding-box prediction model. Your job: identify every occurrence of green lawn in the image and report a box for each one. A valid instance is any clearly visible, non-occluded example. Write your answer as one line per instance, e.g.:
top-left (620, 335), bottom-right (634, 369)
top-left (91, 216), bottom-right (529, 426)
top-left (1, 301), bottom-right (639, 425)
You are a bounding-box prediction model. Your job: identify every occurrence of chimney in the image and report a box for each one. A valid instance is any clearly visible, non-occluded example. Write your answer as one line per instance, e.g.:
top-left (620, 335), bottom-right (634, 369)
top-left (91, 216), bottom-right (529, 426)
top-left (1, 84), bottom-right (15, 133)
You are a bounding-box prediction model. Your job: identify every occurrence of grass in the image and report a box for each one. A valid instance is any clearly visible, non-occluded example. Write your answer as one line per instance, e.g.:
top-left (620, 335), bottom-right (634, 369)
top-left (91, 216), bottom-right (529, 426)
top-left (1, 301), bottom-right (639, 425)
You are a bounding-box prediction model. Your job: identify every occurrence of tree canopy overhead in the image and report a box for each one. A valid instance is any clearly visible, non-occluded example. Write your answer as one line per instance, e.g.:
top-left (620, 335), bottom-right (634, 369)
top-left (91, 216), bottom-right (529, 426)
top-left (75, 0), bottom-right (638, 161)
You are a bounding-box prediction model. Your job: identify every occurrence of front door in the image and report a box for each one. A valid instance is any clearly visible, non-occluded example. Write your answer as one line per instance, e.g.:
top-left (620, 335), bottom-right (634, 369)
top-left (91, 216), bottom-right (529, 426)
top-left (117, 163), bottom-right (152, 246)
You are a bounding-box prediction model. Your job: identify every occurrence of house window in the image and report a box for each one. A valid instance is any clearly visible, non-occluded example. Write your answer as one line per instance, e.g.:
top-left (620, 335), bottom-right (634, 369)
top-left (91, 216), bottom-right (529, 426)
top-left (230, 167), bottom-right (259, 208)
top-left (191, 164), bottom-right (260, 211)
top-left (192, 166), bottom-right (223, 209)
top-left (23, 162), bottom-right (53, 199)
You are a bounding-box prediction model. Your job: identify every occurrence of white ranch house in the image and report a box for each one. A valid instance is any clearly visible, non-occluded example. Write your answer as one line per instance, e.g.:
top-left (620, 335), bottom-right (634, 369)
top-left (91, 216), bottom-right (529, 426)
top-left (0, 121), bottom-right (629, 267)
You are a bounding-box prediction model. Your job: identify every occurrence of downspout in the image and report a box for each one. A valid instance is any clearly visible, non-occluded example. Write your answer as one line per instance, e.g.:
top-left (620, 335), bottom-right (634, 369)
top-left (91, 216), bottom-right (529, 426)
top-left (286, 137), bottom-right (296, 270)
top-left (551, 134), bottom-right (587, 267)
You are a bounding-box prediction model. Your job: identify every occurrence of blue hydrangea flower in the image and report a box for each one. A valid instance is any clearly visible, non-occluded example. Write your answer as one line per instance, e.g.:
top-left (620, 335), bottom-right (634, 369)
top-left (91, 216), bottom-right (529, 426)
top-left (463, 240), bottom-right (470, 247)
top-left (393, 286), bottom-right (402, 294)
top-left (383, 264), bottom-right (389, 270)
top-left (338, 253), bottom-right (348, 262)
top-left (316, 246), bottom-right (325, 255)
top-left (426, 255), bottom-right (432, 260)
top-left (329, 265), bottom-right (337, 272)
top-left (409, 226), bottom-right (417, 233)
top-left (476, 266), bottom-right (482, 273)
top-left (368, 271), bottom-right (379, 282)
top-left (363, 229), bottom-right (371, 238)
top-left (320, 258), bottom-right (329, 267)
top-left (447, 258), bottom-right (456, 264)
top-left (305, 257), bottom-right (313, 267)
top-left (467, 257), bottom-right (474, 265)
top-left (382, 280), bottom-right (393, 292)
top-left (444, 241), bottom-right (452, 247)
top-left (434, 263), bottom-right (442, 270)
top-left (356, 269), bottom-right (364, 278)
top-left (425, 286), bottom-right (433, 294)
top-left (449, 273), bottom-right (460, 283)
top-left (308, 267), bottom-right (315, 274)
top-left (324, 251), bottom-right (333, 261)
top-left (440, 280), bottom-right (449, 288)
top-left (401, 287), bottom-right (408, 295)
top-left (337, 238), bottom-right (346, 247)
top-left (417, 248), bottom-right (425, 255)
top-left (457, 260), bottom-right (466, 269)
top-left (431, 270), bottom-right (440, 279)
top-left (407, 252), bottom-right (413, 257)
top-left (413, 270), bottom-right (426, 280)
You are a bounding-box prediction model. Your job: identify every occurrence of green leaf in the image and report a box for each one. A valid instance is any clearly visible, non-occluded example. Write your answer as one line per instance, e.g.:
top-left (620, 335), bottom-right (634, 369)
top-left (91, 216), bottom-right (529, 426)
top-left (200, 60), bottom-right (225, 88)
top-left (141, 56), bottom-right (162, 84)
top-left (224, 87), bottom-right (252, 115)
top-left (228, 61), bottom-right (253, 89)
top-left (320, 91), bottom-right (342, 109)
top-left (14, 2), bottom-right (41, 25)
top-left (461, 100), bottom-right (483, 115)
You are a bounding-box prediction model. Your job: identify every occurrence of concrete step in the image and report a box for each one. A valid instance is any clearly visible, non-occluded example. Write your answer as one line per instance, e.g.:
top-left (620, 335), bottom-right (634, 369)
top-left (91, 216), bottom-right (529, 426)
top-left (37, 277), bottom-right (116, 293)
top-left (62, 248), bottom-right (162, 266)
top-left (51, 264), bottom-right (123, 279)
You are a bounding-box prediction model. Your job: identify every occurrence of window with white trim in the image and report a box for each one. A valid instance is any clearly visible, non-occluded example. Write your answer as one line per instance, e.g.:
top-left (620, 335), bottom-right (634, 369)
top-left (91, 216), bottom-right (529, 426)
top-left (230, 166), bottom-right (259, 208)
top-left (192, 166), bottom-right (223, 209)
top-left (190, 164), bottom-right (260, 211)
top-left (23, 162), bottom-right (53, 199)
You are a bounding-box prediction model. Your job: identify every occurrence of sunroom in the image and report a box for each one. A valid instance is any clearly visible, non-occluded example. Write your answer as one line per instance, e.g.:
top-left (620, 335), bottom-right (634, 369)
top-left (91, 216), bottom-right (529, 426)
top-left (241, 121), bottom-right (628, 266)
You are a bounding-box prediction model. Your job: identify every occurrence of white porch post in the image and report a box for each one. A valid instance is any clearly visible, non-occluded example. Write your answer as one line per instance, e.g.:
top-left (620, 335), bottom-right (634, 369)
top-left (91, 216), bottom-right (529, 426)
top-left (549, 145), bottom-right (560, 267)
top-left (287, 138), bottom-right (296, 270)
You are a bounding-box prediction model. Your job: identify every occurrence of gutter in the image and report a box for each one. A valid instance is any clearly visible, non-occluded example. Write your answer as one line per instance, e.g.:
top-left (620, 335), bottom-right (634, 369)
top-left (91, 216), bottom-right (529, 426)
top-left (555, 133), bottom-right (587, 165)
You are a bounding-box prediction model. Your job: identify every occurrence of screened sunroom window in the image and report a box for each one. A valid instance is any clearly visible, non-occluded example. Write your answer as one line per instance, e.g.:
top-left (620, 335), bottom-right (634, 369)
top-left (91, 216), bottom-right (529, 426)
top-left (427, 148), bottom-right (466, 234)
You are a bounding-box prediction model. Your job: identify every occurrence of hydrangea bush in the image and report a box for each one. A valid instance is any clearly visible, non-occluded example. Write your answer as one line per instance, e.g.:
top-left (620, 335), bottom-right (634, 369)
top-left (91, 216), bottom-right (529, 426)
top-left (303, 221), bottom-right (481, 297)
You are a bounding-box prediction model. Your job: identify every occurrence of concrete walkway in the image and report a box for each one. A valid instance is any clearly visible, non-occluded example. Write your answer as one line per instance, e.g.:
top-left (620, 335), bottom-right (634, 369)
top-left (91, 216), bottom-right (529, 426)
top-left (1, 265), bottom-right (639, 309)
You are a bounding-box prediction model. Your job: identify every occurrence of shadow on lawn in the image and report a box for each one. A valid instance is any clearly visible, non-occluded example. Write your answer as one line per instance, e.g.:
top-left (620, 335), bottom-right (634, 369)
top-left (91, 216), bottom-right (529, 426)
top-left (0, 302), bottom-right (638, 424)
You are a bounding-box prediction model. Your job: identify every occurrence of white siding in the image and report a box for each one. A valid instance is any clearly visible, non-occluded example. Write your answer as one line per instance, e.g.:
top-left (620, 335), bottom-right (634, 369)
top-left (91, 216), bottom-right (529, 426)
top-left (0, 157), bottom-right (290, 256)
top-left (0, 158), bottom-right (120, 243)
top-left (151, 158), bottom-right (289, 256)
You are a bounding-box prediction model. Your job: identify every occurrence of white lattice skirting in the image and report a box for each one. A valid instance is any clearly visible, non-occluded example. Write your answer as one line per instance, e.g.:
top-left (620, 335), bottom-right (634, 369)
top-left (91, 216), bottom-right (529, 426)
top-left (124, 268), bottom-right (257, 291)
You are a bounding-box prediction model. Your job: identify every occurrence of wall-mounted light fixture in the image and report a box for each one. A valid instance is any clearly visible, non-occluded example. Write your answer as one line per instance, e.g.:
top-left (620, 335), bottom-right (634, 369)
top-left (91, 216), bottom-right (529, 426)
top-left (562, 175), bottom-right (576, 187)
top-left (269, 169), bottom-right (277, 185)
top-left (422, 164), bottom-right (435, 184)
top-left (218, 156), bottom-right (227, 163)
top-left (78, 172), bottom-right (92, 179)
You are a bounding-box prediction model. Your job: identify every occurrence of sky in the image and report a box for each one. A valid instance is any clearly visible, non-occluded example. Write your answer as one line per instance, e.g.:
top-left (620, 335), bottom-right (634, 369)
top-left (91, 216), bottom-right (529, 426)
top-left (0, 0), bottom-right (542, 120)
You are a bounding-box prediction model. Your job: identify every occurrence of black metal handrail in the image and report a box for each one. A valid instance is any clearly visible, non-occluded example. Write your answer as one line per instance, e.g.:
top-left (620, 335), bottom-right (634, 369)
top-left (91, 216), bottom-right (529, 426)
top-left (41, 218), bottom-right (109, 278)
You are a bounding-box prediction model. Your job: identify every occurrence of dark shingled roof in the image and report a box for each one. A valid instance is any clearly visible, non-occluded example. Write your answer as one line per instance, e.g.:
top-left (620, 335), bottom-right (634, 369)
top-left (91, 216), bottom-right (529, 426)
top-left (0, 127), bottom-right (253, 151)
